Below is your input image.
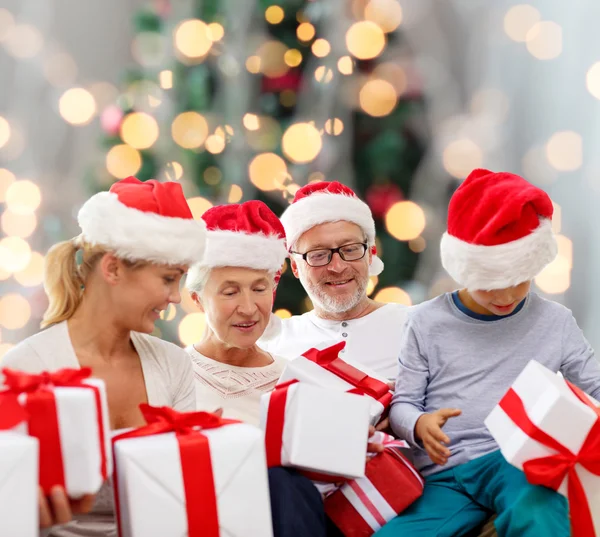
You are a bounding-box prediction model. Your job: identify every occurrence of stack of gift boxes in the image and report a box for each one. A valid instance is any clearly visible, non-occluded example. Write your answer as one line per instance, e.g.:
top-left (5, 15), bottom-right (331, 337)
top-left (0, 342), bottom-right (429, 537)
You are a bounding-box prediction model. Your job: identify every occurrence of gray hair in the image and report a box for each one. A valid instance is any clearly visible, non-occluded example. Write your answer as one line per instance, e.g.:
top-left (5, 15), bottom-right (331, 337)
top-left (185, 264), bottom-right (279, 297)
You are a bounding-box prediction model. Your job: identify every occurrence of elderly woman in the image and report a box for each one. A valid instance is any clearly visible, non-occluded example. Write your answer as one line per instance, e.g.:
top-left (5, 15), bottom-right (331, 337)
top-left (2, 177), bottom-right (206, 536)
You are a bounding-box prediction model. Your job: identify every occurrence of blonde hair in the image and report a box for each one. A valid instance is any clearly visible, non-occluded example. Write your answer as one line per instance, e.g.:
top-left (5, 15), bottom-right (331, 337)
top-left (41, 238), bottom-right (143, 328)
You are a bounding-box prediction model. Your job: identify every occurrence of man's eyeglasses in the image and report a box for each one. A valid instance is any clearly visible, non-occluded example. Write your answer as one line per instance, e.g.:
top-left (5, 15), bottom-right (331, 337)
top-left (291, 243), bottom-right (368, 268)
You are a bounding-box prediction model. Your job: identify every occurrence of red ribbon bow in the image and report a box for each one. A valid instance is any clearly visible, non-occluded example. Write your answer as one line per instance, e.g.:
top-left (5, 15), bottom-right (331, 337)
top-left (113, 405), bottom-right (240, 537)
top-left (499, 382), bottom-right (600, 537)
top-left (303, 342), bottom-right (392, 405)
top-left (0, 367), bottom-right (108, 494)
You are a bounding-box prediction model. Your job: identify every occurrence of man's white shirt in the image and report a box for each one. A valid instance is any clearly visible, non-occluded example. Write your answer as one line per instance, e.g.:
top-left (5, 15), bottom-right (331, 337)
top-left (258, 303), bottom-right (409, 380)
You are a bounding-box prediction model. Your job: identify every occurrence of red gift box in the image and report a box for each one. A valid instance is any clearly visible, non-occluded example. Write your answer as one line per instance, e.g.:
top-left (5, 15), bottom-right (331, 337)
top-left (325, 439), bottom-right (424, 536)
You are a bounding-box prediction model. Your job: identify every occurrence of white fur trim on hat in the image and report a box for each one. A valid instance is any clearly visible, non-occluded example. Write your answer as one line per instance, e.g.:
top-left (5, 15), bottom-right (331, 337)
top-left (78, 192), bottom-right (207, 266)
top-left (281, 191), bottom-right (383, 276)
top-left (440, 218), bottom-right (557, 290)
top-left (198, 229), bottom-right (287, 272)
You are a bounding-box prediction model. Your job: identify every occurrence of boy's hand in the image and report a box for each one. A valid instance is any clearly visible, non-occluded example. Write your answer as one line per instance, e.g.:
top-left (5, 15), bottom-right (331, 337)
top-left (414, 408), bottom-right (462, 466)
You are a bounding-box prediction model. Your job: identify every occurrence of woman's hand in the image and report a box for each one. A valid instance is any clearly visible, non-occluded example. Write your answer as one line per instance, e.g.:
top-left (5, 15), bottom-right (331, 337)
top-left (414, 408), bottom-right (462, 466)
top-left (39, 486), bottom-right (95, 529)
top-left (366, 425), bottom-right (385, 454)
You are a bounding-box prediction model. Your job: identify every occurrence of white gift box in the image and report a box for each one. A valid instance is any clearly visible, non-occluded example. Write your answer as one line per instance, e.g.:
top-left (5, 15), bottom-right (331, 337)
top-left (114, 421), bottom-right (274, 537)
top-left (485, 359), bottom-right (600, 533)
top-left (278, 344), bottom-right (391, 425)
top-left (0, 432), bottom-right (38, 537)
top-left (260, 381), bottom-right (371, 479)
top-left (16, 377), bottom-right (112, 497)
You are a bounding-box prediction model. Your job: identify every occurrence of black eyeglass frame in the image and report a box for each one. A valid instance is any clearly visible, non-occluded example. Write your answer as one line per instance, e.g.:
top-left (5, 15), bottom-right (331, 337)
top-left (290, 242), bottom-right (369, 267)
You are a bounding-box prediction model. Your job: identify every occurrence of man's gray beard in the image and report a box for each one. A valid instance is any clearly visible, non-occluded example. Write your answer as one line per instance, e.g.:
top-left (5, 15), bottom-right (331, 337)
top-left (298, 265), bottom-right (369, 315)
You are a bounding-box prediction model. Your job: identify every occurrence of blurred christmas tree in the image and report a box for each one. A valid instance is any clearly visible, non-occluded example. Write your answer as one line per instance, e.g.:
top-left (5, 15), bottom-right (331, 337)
top-left (92, 0), bottom-right (428, 341)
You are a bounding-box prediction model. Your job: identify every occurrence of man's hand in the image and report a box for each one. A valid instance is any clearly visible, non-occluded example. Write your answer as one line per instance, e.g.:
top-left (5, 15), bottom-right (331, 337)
top-left (414, 408), bottom-right (461, 466)
top-left (366, 425), bottom-right (385, 455)
top-left (39, 486), bottom-right (95, 529)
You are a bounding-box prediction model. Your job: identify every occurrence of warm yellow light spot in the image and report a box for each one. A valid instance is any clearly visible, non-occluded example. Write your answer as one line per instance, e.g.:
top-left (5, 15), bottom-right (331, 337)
top-left (545, 131), bottom-right (582, 172)
top-left (297, 22), bottom-right (315, 42)
top-left (172, 111), bottom-right (209, 149)
top-left (244, 113), bottom-right (260, 131)
top-left (385, 201), bottom-right (426, 241)
top-left (364, 0), bottom-right (403, 33)
top-left (257, 40), bottom-right (289, 78)
top-left (526, 21), bottom-right (562, 60)
top-left (373, 63), bottom-right (407, 96)
top-left (374, 287), bottom-right (412, 306)
top-left (249, 153), bottom-right (288, 191)
top-left (346, 21), bottom-right (386, 60)
top-left (1, 210), bottom-right (37, 238)
top-left (205, 134), bottom-right (226, 154)
top-left (324, 118), bottom-right (344, 135)
top-left (284, 49), bottom-right (302, 67)
top-left (0, 294), bottom-right (31, 329)
top-left (308, 172), bottom-right (326, 183)
top-left (59, 88), bottom-right (96, 126)
top-left (187, 197), bottom-right (213, 220)
top-left (442, 139), bottom-right (483, 180)
top-left (535, 256), bottom-right (571, 294)
top-left (228, 184), bottom-right (243, 203)
top-left (552, 202), bottom-right (561, 234)
top-left (174, 19), bottom-right (212, 59)
top-left (366, 276), bottom-right (378, 296)
top-left (160, 303), bottom-right (177, 321)
top-left (246, 56), bottom-right (261, 74)
top-left (409, 236), bottom-right (426, 253)
top-left (312, 38), bottom-right (331, 58)
top-left (5, 180), bottom-right (42, 215)
top-left (503, 4), bottom-right (540, 42)
top-left (106, 144), bottom-right (142, 179)
top-left (204, 167), bottom-right (222, 185)
top-left (13, 251), bottom-right (44, 287)
top-left (208, 22), bottom-right (225, 42)
top-left (275, 308), bottom-right (292, 319)
top-left (282, 123), bottom-right (322, 164)
top-left (178, 312), bottom-right (207, 346)
top-left (265, 5), bottom-right (285, 24)
top-left (337, 56), bottom-right (354, 75)
top-left (120, 112), bottom-right (159, 150)
top-left (0, 116), bottom-right (10, 148)
top-left (0, 237), bottom-right (31, 273)
top-left (164, 161), bottom-right (183, 181)
top-left (5, 24), bottom-right (43, 59)
top-left (181, 291), bottom-right (198, 313)
top-left (159, 70), bottom-right (173, 89)
top-left (0, 168), bottom-right (15, 202)
top-left (315, 66), bottom-right (334, 84)
top-left (359, 79), bottom-right (397, 117)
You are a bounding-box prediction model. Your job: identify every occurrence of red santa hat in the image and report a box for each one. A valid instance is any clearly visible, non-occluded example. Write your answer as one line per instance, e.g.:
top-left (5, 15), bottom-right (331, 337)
top-left (186, 200), bottom-right (287, 288)
top-left (280, 181), bottom-right (384, 276)
top-left (440, 169), bottom-right (557, 290)
top-left (77, 176), bottom-right (207, 266)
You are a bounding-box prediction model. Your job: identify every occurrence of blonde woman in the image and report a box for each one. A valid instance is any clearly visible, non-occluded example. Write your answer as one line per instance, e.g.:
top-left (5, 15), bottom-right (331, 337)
top-left (3, 177), bottom-right (206, 536)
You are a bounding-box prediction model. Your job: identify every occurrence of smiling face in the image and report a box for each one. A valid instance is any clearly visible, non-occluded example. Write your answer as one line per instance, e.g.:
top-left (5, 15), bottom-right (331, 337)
top-left (468, 280), bottom-right (532, 316)
top-left (110, 261), bottom-right (187, 334)
top-left (291, 221), bottom-right (371, 315)
top-left (196, 266), bottom-right (274, 349)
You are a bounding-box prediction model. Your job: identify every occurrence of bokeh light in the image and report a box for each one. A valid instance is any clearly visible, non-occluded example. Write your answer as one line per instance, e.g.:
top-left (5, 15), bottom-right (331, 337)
top-left (324, 118), bottom-right (344, 136)
top-left (14, 251), bottom-right (44, 287)
top-left (120, 112), bottom-right (159, 150)
top-left (364, 0), bottom-right (403, 33)
top-left (338, 56), bottom-right (354, 75)
top-left (503, 5), bottom-right (540, 42)
top-left (284, 49), bottom-right (302, 67)
top-left (385, 201), bottom-right (426, 241)
top-left (249, 153), bottom-right (288, 191)
top-left (265, 6), bottom-right (284, 24)
top-left (545, 131), bottom-right (582, 172)
top-left (59, 88), bottom-right (97, 126)
top-left (4, 24), bottom-right (43, 59)
top-left (374, 287), bottom-right (412, 306)
top-left (0, 116), bottom-right (10, 148)
top-left (282, 123), bottom-right (322, 163)
top-left (0, 168), bottom-right (15, 201)
top-left (359, 79), bottom-right (397, 117)
top-left (228, 184), bottom-right (243, 203)
top-left (526, 21), bottom-right (562, 60)
top-left (1, 210), bottom-right (37, 238)
top-left (312, 39), bottom-right (331, 58)
top-left (160, 70), bottom-right (173, 89)
top-left (346, 21), bottom-right (385, 60)
top-left (257, 40), bottom-right (289, 78)
top-left (442, 139), bottom-right (483, 179)
top-left (297, 22), bottom-right (315, 42)
top-left (187, 197), bottom-right (213, 220)
top-left (0, 237), bottom-right (32, 273)
top-left (172, 112), bottom-right (209, 149)
top-left (106, 144), bottom-right (142, 179)
top-left (174, 19), bottom-right (212, 59)
top-left (178, 312), bottom-right (207, 346)
top-left (275, 309), bottom-right (292, 319)
top-left (5, 180), bottom-right (42, 215)
top-left (0, 294), bottom-right (31, 330)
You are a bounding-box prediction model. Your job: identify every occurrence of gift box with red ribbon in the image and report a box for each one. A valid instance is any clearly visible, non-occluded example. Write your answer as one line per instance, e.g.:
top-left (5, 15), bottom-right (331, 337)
top-left (0, 367), bottom-right (111, 497)
top-left (278, 341), bottom-right (393, 425)
top-left (325, 433), bottom-right (424, 536)
top-left (485, 360), bottom-right (600, 537)
top-left (113, 404), bottom-right (274, 537)
top-left (0, 393), bottom-right (39, 537)
top-left (260, 380), bottom-right (372, 480)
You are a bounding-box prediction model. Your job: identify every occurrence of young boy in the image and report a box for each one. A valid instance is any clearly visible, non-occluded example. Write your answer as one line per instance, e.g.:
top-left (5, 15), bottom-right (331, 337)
top-left (377, 169), bottom-right (600, 537)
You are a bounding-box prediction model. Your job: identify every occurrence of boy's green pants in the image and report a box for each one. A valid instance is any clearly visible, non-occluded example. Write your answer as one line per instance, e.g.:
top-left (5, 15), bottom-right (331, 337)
top-left (374, 449), bottom-right (570, 537)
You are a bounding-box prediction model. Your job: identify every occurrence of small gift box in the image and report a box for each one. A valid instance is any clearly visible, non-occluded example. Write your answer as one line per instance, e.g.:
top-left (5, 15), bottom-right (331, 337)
top-left (0, 367), bottom-right (112, 497)
top-left (113, 404), bottom-right (274, 537)
top-left (325, 433), bottom-right (424, 536)
top-left (278, 341), bottom-right (392, 425)
top-left (485, 360), bottom-right (600, 537)
top-left (260, 380), bottom-right (372, 480)
top-left (0, 396), bottom-right (39, 537)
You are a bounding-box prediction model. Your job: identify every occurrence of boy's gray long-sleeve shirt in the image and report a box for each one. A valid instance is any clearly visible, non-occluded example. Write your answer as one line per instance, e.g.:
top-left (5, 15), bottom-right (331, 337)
top-left (390, 292), bottom-right (600, 476)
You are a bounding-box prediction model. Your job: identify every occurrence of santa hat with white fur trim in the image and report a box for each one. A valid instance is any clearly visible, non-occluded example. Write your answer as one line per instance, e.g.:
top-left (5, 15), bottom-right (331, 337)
top-left (77, 176), bottom-right (206, 266)
top-left (186, 200), bottom-right (287, 289)
top-left (280, 181), bottom-right (384, 276)
top-left (440, 169), bottom-right (557, 290)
